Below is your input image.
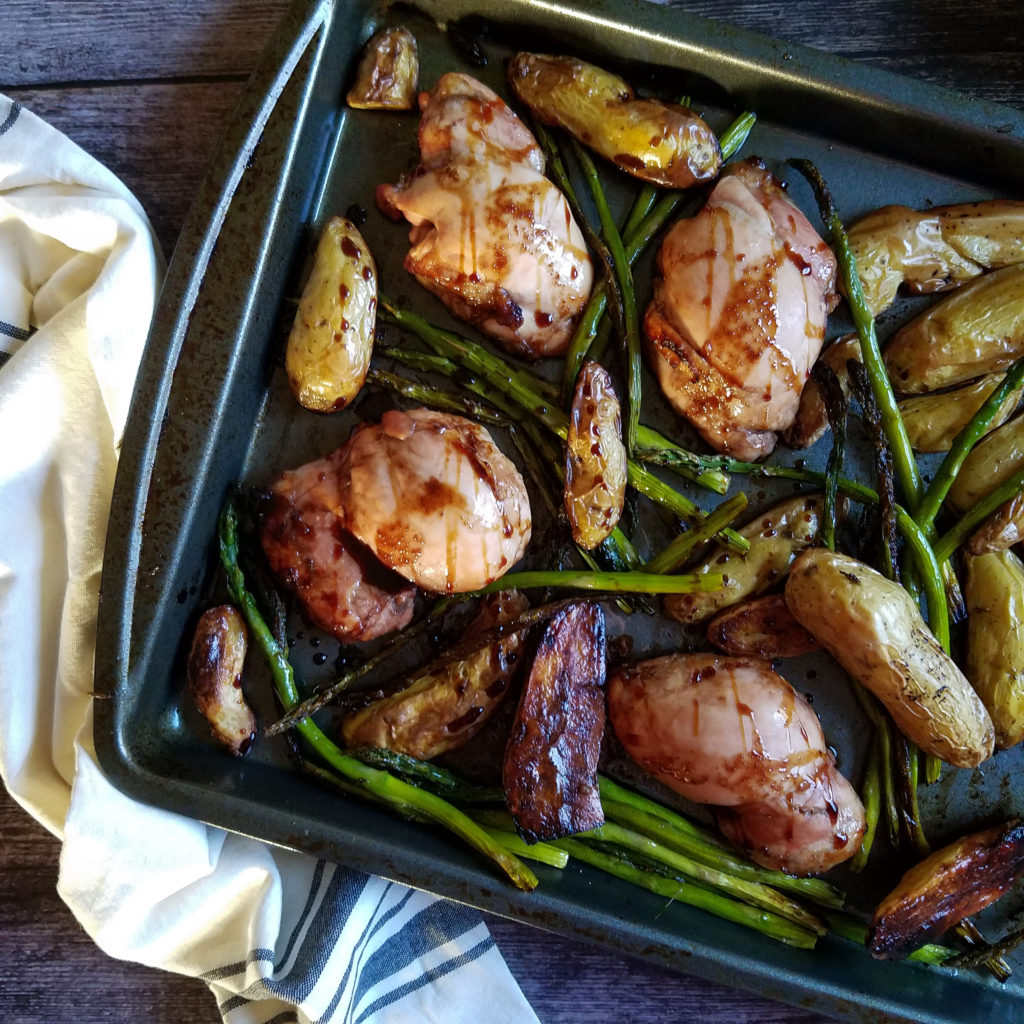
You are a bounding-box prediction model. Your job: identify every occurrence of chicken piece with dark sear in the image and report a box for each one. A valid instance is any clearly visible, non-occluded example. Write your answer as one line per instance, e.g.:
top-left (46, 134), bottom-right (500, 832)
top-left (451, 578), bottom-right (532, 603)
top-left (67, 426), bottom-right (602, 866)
top-left (257, 445), bottom-right (416, 643)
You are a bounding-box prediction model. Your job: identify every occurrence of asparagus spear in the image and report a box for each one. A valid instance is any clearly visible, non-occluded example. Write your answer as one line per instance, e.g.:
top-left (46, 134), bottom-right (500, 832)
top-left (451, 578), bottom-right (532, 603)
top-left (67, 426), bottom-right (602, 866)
top-left (552, 838), bottom-right (820, 948)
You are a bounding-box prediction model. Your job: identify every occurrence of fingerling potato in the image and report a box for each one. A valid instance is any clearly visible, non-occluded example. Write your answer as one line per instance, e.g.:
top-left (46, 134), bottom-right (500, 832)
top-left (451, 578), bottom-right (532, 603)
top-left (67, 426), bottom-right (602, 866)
top-left (847, 199), bottom-right (1024, 316)
top-left (664, 494), bottom-right (823, 625)
top-left (346, 27), bottom-right (418, 111)
top-left (965, 549), bottom-right (1024, 749)
top-left (286, 216), bottom-right (377, 412)
top-left (883, 264), bottom-right (1024, 395)
top-left (564, 360), bottom-right (626, 550)
top-left (507, 53), bottom-right (721, 188)
top-left (784, 549), bottom-right (994, 768)
top-left (898, 373), bottom-right (1023, 453)
top-left (946, 409), bottom-right (1024, 512)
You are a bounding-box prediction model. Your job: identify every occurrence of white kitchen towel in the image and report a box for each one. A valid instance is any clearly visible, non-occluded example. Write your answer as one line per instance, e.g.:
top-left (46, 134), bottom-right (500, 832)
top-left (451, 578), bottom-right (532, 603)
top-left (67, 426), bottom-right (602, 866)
top-left (0, 93), bottom-right (538, 1024)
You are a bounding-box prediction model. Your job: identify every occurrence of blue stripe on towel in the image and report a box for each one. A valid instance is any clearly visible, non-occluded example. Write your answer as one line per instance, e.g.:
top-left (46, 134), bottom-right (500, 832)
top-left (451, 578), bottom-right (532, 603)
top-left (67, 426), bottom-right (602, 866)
top-left (351, 935), bottom-right (496, 1024)
top-left (0, 102), bottom-right (21, 137)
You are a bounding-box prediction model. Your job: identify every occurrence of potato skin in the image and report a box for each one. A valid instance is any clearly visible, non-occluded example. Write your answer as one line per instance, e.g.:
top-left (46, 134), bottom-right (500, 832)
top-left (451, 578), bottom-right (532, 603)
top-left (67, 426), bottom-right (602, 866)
top-left (847, 199), bottom-right (1024, 316)
top-left (883, 263), bottom-right (1024, 395)
top-left (965, 550), bottom-right (1024, 749)
top-left (507, 53), bottom-right (721, 188)
top-left (946, 409), bottom-right (1024, 512)
top-left (564, 360), bottom-right (626, 549)
top-left (785, 549), bottom-right (995, 768)
top-left (898, 373), bottom-right (1023, 453)
top-left (187, 605), bottom-right (256, 756)
top-left (285, 216), bottom-right (376, 412)
top-left (664, 494), bottom-right (822, 625)
top-left (340, 591), bottom-right (529, 759)
top-left (346, 27), bottom-right (418, 111)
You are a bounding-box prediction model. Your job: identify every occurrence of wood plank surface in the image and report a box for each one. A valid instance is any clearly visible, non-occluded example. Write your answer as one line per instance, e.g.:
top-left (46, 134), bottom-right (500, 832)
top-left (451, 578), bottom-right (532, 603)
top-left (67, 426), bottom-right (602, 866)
top-left (2, 2), bottom-right (1022, 1023)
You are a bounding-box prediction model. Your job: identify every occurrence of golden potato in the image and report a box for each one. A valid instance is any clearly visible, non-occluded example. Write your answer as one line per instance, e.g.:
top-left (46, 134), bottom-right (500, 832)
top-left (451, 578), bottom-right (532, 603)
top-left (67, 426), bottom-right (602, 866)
top-left (285, 216), bottom-right (376, 412)
top-left (663, 494), bottom-right (822, 625)
top-left (346, 27), bottom-right (418, 110)
top-left (965, 549), bottom-right (1024, 749)
top-left (898, 373), bottom-right (1023, 453)
top-left (847, 199), bottom-right (1024, 316)
top-left (883, 264), bottom-right (1024, 395)
top-left (564, 360), bottom-right (626, 549)
top-left (187, 605), bottom-right (256, 756)
top-left (784, 549), bottom-right (994, 768)
top-left (946, 410), bottom-right (1024, 512)
top-left (506, 53), bottom-right (721, 188)
top-left (340, 591), bottom-right (528, 759)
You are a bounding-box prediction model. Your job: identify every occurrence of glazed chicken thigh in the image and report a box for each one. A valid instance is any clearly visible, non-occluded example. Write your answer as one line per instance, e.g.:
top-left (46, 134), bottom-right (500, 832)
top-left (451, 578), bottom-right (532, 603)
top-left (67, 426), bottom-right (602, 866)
top-left (378, 72), bottom-right (594, 358)
top-left (644, 158), bottom-right (838, 460)
top-left (608, 653), bottom-right (865, 875)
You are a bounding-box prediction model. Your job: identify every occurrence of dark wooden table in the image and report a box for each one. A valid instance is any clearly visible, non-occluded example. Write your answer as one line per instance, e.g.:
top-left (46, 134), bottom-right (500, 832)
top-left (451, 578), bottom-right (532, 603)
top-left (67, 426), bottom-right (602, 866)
top-left (3, 2), bottom-right (1021, 1022)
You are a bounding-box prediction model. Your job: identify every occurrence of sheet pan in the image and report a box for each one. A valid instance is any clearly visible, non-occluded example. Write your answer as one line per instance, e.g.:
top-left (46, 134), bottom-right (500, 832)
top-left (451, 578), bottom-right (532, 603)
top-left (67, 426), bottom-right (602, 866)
top-left (94, 1), bottom-right (1024, 1020)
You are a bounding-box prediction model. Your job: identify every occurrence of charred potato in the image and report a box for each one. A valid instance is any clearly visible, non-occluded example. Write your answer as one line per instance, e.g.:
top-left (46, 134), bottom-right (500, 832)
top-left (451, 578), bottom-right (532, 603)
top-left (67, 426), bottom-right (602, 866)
top-left (285, 216), bottom-right (377, 412)
top-left (664, 494), bottom-right (823, 625)
top-left (346, 27), bottom-right (418, 110)
top-left (341, 591), bottom-right (528, 759)
top-left (965, 550), bottom-right (1024, 749)
top-left (847, 199), bottom-right (1024, 316)
top-left (706, 594), bottom-right (821, 659)
top-left (187, 605), bottom-right (256, 756)
top-left (868, 820), bottom-right (1024, 959)
top-left (784, 549), bottom-right (995, 768)
top-left (564, 360), bottom-right (626, 549)
top-left (507, 53), bottom-right (721, 189)
top-left (947, 410), bottom-right (1024, 512)
top-left (504, 602), bottom-right (606, 843)
top-left (898, 373), bottom-right (1023, 453)
top-left (883, 264), bottom-right (1024, 395)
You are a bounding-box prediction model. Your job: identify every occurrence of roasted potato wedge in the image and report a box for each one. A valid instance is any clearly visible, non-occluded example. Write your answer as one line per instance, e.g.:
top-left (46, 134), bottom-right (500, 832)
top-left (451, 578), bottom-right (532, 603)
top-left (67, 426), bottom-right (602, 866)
top-left (664, 494), bottom-right (823, 625)
top-left (285, 216), bottom-right (376, 412)
top-left (503, 602), bottom-right (606, 843)
top-left (847, 199), bottom-right (1024, 316)
top-left (187, 605), bottom-right (256, 756)
top-left (947, 410), bottom-right (1024, 512)
top-left (340, 591), bottom-right (529, 759)
top-left (868, 820), bottom-right (1024, 959)
top-left (706, 594), bottom-right (821, 658)
top-left (969, 490), bottom-right (1024, 554)
top-left (346, 27), bottom-right (418, 110)
top-left (782, 334), bottom-right (860, 449)
top-left (965, 549), bottom-right (1024, 749)
top-left (564, 360), bottom-right (626, 549)
top-left (898, 373), bottom-right (1023, 453)
top-left (883, 264), bottom-right (1024, 395)
top-left (785, 549), bottom-right (995, 768)
top-left (507, 53), bottom-right (721, 188)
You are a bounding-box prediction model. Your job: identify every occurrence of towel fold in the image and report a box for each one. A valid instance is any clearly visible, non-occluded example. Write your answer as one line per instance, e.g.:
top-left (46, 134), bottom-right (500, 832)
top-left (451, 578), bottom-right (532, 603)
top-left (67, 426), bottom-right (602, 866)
top-left (0, 93), bottom-right (537, 1024)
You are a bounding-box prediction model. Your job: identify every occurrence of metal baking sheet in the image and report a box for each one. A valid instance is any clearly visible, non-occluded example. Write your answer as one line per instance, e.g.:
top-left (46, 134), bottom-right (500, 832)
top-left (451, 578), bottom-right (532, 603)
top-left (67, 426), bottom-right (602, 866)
top-left (94, 1), bottom-right (1024, 1021)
